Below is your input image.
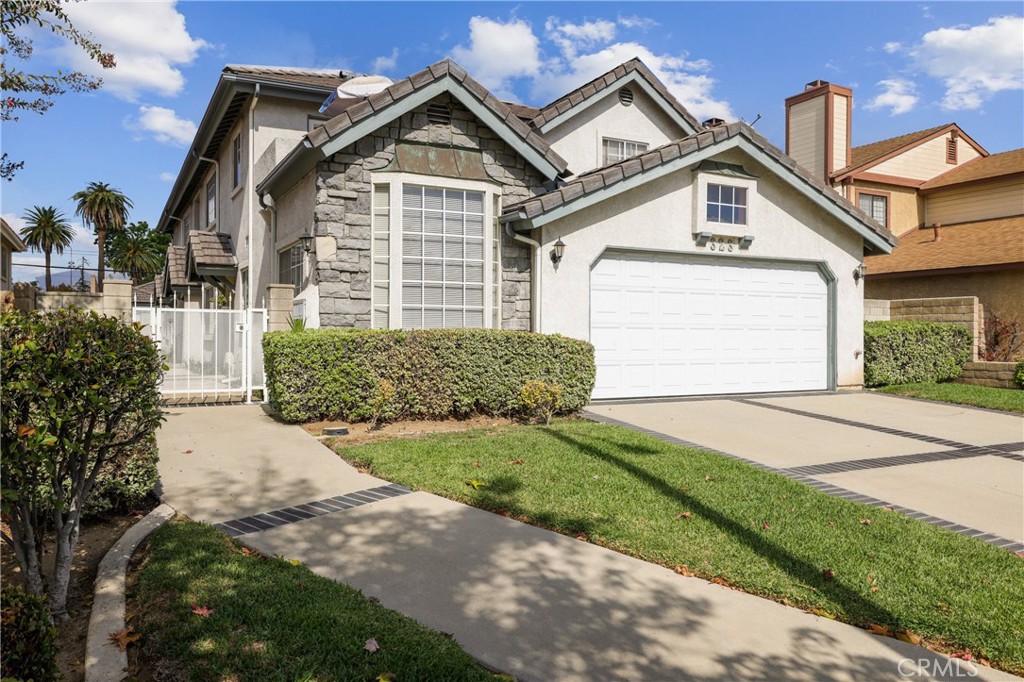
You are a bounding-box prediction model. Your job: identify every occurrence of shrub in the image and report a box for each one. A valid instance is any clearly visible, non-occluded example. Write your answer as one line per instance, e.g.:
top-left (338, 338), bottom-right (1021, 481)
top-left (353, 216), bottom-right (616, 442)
top-left (263, 328), bottom-right (595, 423)
top-left (1, 584), bottom-right (60, 682)
top-left (864, 321), bottom-right (971, 387)
top-left (519, 380), bottom-right (563, 425)
top-left (1015, 362), bottom-right (1024, 390)
top-left (983, 311), bottom-right (1024, 361)
top-left (1, 308), bottom-right (163, 618)
top-left (85, 434), bottom-right (159, 516)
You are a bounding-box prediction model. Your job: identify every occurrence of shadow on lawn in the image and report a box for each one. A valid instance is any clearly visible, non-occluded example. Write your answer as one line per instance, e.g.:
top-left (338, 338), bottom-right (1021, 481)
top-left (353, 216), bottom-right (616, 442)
top-left (539, 427), bottom-right (901, 629)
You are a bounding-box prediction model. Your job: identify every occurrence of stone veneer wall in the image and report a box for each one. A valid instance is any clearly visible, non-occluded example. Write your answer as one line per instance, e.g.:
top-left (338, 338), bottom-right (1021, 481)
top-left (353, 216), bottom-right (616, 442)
top-left (957, 361), bottom-right (1019, 389)
top-left (312, 93), bottom-right (550, 329)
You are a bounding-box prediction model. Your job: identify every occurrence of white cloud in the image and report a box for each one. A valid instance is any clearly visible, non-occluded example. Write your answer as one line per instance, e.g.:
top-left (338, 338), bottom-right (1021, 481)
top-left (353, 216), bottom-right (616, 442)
top-left (129, 105), bottom-right (197, 146)
top-left (545, 18), bottom-right (617, 59)
top-left (617, 15), bottom-right (658, 30)
top-left (911, 15), bottom-right (1024, 110)
top-left (883, 42), bottom-right (903, 54)
top-left (372, 48), bottom-right (399, 74)
top-left (159, 171), bottom-right (176, 182)
top-left (60, 0), bottom-right (208, 100)
top-left (451, 17), bottom-right (542, 97)
top-left (864, 78), bottom-right (920, 115)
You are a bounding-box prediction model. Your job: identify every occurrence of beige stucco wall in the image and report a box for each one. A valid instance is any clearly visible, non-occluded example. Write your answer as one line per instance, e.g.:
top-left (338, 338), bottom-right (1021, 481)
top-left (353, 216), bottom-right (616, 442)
top-left (850, 179), bottom-right (923, 235)
top-left (544, 87), bottom-right (687, 175)
top-left (832, 94), bottom-right (848, 172)
top-left (536, 146), bottom-right (868, 389)
top-left (787, 96), bottom-right (826, 181)
top-left (872, 133), bottom-right (982, 181)
top-left (866, 268), bottom-right (1024, 323)
top-left (925, 176), bottom-right (1024, 225)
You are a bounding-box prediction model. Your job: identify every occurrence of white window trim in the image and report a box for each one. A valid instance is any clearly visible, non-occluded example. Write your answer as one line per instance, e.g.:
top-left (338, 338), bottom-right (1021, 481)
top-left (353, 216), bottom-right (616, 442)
top-left (205, 175), bottom-right (217, 230)
top-left (692, 172), bottom-right (758, 239)
top-left (599, 134), bottom-right (650, 166)
top-left (372, 172), bottom-right (500, 330)
top-left (278, 241), bottom-right (305, 295)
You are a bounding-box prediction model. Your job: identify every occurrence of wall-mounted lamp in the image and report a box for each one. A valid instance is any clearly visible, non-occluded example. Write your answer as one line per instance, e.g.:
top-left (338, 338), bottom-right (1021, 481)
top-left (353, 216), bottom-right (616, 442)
top-left (853, 263), bottom-right (867, 282)
top-left (551, 238), bottom-right (566, 264)
top-left (299, 230), bottom-right (315, 254)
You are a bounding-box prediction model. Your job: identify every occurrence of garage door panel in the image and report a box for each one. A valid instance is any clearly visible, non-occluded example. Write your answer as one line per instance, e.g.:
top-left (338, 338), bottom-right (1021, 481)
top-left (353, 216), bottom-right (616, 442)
top-left (591, 252), bottom-right (829, 399)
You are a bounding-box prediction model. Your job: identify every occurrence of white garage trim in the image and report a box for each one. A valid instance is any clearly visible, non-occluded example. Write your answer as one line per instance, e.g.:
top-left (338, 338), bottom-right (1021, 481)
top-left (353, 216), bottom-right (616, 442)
top-left (589, 248), bottom-right (837, 399)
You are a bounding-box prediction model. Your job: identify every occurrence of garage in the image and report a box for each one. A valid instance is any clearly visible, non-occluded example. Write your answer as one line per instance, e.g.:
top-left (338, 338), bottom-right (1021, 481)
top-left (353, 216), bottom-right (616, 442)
top-left (590, 251), bottom-right (830, 399)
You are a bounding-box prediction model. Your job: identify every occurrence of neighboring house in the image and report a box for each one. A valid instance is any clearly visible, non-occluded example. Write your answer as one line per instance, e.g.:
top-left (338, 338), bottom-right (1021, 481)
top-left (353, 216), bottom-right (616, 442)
top-left (1, 217), bottom-right (27, 291)
top-left (157, 59), bottom-right (894, 399)
top-left (784, 80), bottom-right (1024, 322)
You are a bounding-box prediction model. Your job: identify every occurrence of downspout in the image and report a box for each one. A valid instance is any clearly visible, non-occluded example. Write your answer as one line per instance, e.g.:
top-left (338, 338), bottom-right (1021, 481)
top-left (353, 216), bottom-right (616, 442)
top-left (247, 84), bottom-right (259, 312)
top-left (258, 191), bottom-right (277, 282)
top-left (504, 221), bottom-right (541, 333)
top-left (192, 151), bottom-right (220, 232)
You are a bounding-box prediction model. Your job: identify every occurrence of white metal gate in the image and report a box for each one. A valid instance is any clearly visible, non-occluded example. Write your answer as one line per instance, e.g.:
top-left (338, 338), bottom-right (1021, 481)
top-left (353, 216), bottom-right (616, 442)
top-left (133, 306), bottom-right (268, 403)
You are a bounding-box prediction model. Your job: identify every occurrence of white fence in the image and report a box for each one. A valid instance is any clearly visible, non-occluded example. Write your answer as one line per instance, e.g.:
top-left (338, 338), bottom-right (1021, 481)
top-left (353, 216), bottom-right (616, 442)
top-left (133, 306), bottom-right (267, 403)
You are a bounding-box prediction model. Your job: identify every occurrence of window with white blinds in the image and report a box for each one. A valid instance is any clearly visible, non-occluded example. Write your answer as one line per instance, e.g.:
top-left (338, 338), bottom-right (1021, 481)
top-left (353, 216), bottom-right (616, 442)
top-left (858, 193), bottom-right (888, 228)
top-left (401, 185), bottom-right (486, 329)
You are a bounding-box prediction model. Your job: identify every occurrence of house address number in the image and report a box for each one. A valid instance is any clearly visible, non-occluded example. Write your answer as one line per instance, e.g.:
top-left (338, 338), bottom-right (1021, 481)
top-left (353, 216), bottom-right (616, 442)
top-left (706, 236), bottom-right (738, 252)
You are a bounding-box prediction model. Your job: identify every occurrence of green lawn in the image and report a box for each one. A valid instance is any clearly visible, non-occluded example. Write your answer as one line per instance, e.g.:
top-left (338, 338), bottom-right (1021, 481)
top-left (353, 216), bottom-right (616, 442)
top-left (336, 421), bottom-right (1024, 674)
top-left (132, 519), bottom-right (504, 682)
top-left (876, 382), bottom-right (1024, 413)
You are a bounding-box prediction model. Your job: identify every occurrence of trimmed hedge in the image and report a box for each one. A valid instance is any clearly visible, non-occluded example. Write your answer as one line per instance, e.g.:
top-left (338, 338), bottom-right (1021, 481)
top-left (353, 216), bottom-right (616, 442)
top-left (864, 321), bottom-right (971, 387)
top-left (1, 585), bottom-right (60, 682)
top-left (1015, 361), bottom-right (1024, 389)
top-left (263, 328), bottom-right (596, 423)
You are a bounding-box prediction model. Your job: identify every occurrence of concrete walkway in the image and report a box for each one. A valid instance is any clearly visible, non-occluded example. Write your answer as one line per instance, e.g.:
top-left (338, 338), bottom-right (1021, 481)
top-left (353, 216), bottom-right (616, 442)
top-left (157, 405), bottom-right (1018, 682)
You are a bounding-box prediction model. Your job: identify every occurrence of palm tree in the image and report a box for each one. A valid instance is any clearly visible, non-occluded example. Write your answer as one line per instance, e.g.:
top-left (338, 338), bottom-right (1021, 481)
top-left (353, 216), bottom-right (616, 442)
top-left (20, 206), bottom-right (74, 290)
top-left (106, 221), bottom-right (168, 283)
top-left (71, 182), bottom-right (133, 291)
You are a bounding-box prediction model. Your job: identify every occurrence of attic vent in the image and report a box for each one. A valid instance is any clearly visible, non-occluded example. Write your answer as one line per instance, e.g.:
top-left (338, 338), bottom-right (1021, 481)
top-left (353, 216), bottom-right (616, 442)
top-left (426, 103), bottom-right (451, 125)
top-left (946, 132), bottom-right (958, 164)
top-left (618, 87), bottom-right (634, 106)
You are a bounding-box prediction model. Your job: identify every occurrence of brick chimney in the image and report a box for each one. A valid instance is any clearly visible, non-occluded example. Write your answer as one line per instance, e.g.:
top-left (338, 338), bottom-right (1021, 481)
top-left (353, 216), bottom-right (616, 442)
top-left (785, 80), bottom-right (853, 185)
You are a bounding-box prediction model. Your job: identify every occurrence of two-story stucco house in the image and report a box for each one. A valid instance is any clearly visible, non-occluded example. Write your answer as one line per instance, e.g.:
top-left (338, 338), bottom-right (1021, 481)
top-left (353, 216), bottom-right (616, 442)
top-left (157, 58), bottom-right (895, 400)
top-left (784, 80), bottom-right (1024, 324)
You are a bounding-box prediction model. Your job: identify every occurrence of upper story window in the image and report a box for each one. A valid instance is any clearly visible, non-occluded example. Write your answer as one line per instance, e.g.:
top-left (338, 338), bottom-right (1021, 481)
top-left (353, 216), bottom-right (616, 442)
top-left (370, 175), bottom-right (499, 330)
top-left (232, 135), bottom-right (242, 189)
top-left (602, 138), bottom-right (648, 165)
top-left (278, 243), bottom-right (304, 295)
top-left (707, 184), bottom-right (748, 225)
top-left (206, 176), bottom-right (216, 227)
top-left (858, 192), bottom-right (888, 228)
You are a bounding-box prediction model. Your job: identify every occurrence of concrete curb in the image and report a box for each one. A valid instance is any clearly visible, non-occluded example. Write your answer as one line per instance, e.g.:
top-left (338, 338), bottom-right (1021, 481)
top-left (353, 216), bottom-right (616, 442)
top-left (84, 504), bottom-right (175, 682)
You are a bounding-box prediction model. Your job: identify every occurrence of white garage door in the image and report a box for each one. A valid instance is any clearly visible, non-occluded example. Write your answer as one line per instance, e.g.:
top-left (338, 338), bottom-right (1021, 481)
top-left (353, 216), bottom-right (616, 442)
top-left (590, 252), bottom-right (829, 399)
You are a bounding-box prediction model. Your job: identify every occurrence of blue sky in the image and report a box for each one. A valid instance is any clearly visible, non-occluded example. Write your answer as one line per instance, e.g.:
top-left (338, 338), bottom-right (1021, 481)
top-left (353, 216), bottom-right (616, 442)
top-left (3, 1), bottom-right (1022, 284)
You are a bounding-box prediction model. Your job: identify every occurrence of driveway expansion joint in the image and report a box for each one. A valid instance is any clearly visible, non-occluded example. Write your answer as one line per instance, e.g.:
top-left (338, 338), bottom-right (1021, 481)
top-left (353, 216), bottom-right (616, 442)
top-left (583, 410), bottom-right (1024, 554)
top-left (213, 484), bottom-right (413, 537)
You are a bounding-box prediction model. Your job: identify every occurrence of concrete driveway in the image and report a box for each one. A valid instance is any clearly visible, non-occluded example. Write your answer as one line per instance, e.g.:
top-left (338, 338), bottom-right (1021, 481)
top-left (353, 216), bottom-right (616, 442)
top-left (587, 392), bottom-right (1024, 548)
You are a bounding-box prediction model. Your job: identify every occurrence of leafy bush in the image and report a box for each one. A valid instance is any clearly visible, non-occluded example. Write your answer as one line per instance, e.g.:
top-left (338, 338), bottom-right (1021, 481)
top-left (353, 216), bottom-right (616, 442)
top-left (85, 434), bottom-right (159, 516)
top-left (864, 321), bottom-right (971, 387)
top-left (1015, 362), bottom-right (1024, 390)
top-left (1, 584), bottom-right (60, 682)
top-left (519, 380), bottom-right (563, 425)
top-left (1, 308), bottom-right (163, 618)
top-left (263, 328), bottom-right (595, 423)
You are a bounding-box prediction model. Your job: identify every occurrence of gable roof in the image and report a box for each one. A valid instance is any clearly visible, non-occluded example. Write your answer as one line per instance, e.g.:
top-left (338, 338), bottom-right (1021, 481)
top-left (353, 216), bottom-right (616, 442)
top-left (529, 58), bottom-right (702, 136)
top-left (258, 59), bottom-right (570, 198)
top-left (1, 217), bottom-right (27, 253)
top-left (833, 123), bottom-right (987, 181)
top-left (157, 65), bottom-right (355, 234)
top-left (864, 216), bottom-right (1024, 276)
top-left (502, 122), bottom-right (896, 253)
top-left (919, 148), bottom-right (1024, 192)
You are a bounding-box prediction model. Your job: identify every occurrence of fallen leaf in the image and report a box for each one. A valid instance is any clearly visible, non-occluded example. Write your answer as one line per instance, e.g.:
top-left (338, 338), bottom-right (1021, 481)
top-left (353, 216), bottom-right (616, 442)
top-left (507, 458), bottom-right (525, 465)
top-left (471, 461), bottom-right (482, 467)
top-left (296, 583), bottom-right (306, 590)
top-left (821, 568), bottom-right (835, 581)
top-left (704, 475), bottom-right (715, 482)
top-left (677, 486), bottom-right (689, 491)
top-left (376, 673), bottom-right (395, 682)
top-left (365, 637), bottom-right (380, 654)
top-left (288, 559), bottom-right (301, 566)
top-left (762, 521), bottom-right (770, 530)
top-left (183, 449), bottom-right (193, 454)
top-left (191, 604), bottom-right (214, 617)
top-left (868, 623), bottom-right (892, 636)
top-left (826, 521), bottom-right (836, 527)
top-left (674, 512), bottom-right (692, 520)
top-left (466, 479), bottom-right (487, 489)
top-left (882, 505), bottom-right (896, 512)
top-left (108, 627), bottom-right (140, 651)
top-left (17, 424), bottom-right (36, 438)
top-left (241, 547), bottom-right (261, 558)
top-left (866, 575), bottom-right (879, 593)
top-left (896, 630), bottom-right (921, 645)
top-left (810, 608), bottom-right (836, 620)
top-left (575, 534), bottom-right (588, 541)
top-left (673, 564), bottom-right (694, 577)
top-left (936, 602), bottom-right (952, 613)
top-left (859, 518), bottom-right (872, 526)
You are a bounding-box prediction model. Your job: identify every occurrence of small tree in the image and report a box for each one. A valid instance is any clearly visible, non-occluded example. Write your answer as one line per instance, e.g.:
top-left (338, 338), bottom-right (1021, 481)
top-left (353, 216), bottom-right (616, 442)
top-left (105, 220), bottom-right (169, 284)
top-left (1, 308), bottom-right (163, 619)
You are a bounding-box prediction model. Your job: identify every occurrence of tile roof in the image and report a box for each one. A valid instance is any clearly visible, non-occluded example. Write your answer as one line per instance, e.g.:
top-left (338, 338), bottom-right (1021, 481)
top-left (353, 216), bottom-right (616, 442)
top-left (865, 216), bottom-right (1024, 275)
top-left (504, 122), bottom-right (896, 247)
top-left (163, 246), bottom-right (193, 288)
top-left (505, 102), bottom-right (541, 122)
top-left (837, 124), bottom-right (953, 176)
top-left (919, 148), bottom-right (1024, 191)
top-left (529, 58), bottom-right (702, 133)
top-left (187, 231), bottom-right (236, 269)
top-left (222, 64), bottom-right (356, 90)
